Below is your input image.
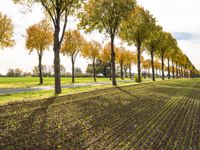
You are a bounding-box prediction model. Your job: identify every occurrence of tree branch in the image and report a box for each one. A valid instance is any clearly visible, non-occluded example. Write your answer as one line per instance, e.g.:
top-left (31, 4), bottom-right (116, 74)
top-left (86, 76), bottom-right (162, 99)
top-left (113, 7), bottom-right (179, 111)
top-left (59, 10), bottom-right (69, 45)
top-left (41, 1), bottom-right (56, 27)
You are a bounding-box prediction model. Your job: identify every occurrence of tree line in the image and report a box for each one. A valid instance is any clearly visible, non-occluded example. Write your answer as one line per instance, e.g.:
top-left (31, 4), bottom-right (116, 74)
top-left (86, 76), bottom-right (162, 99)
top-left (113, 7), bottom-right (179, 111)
top-left (0, 0), bottom-right (199, 94)
top-left (4, 65), bottom-right (83, 78)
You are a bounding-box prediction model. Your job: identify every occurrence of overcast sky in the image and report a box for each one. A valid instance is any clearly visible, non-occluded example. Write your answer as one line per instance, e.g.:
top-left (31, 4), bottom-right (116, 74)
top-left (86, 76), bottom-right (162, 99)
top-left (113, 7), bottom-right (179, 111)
top-left (0, 0), bottom-right (199, 75)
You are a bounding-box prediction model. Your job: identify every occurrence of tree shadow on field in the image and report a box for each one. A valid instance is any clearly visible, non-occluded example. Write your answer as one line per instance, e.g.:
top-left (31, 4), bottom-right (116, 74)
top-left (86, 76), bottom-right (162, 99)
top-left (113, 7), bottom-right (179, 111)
top-left (72, 86), bottom-right (159, 149)
top-left (1, 95), bottom-right (58, 149)
top-left (1, 83), bottom-right (183, 149)
top-left (116, 86), bottom-right (136, 98)
top-left (1, 93), bottom-right (89, 149)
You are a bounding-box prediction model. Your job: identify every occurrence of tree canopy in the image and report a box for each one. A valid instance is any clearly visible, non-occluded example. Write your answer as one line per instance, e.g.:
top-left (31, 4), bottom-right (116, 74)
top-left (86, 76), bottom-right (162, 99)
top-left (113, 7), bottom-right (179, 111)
top-left (0, 12), bottom-right (15, 49)
top-left (25, 19), bottom-right (53, 54)
top-left (79, 0), bottom-right (136, 85)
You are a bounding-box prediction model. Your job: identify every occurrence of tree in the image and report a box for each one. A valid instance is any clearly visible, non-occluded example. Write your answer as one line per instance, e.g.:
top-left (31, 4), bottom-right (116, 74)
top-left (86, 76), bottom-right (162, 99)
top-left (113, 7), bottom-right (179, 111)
top-left (178, 53), bottom-right (187, 78)
top-left (142, 59), bottom-right (151, 77)
top-left (6, 69), bottom-right (15, 77)
top-left (6, 68), bottom-right (23, 77)
top-left (74, 67), bottom-right (82, 75)
top-left (13, 0), bottom-right (82, 94)
top-left (33, 65), bottom-right (52, 77)
top-left (145, 25), bottom-right (162, 81)
top-left (0, 12), bottom-right (15, 49)
top-left (116, 46), bottom-right (126, 79)
top-left (86, 59), bottom-right (109, 77)
top-left (100, 42), bottom-right (112, 80)
top-left (15, 68), bottom-right (23, 77)
top-left (156, 32), bottom-right (173, 80)
top-left (124, 51), bottom-right (136, 79)
top-left (25, 20), bottom-right (53, 84)
top-left (165, 35), bottom-right (177, 79)
top-left (174, 49), bottom-right (184, 79)
top-left (82, 40), bottom-right (101, 82)
top-left (154, 59), bottom-right (161, 78)
top-left (120, 6), bottom-right (156, 82)
top-left (61, 30), bottom-right (85, 83)
top-left (170, 47), bottom-right (179, 79)
top-left (79, 0), bottom-right (136, 85)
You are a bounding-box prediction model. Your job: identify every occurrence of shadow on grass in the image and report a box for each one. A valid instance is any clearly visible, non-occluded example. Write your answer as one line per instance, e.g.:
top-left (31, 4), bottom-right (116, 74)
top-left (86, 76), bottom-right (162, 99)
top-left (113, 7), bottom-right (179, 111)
top-left (1, 87), bottom-right (148, 149)
top-left (1, 92), bottom-right (89, 149)
top-left (1, 79), bottom-right (199, 149)
top-left (1, 95), bottom-right (57, 149)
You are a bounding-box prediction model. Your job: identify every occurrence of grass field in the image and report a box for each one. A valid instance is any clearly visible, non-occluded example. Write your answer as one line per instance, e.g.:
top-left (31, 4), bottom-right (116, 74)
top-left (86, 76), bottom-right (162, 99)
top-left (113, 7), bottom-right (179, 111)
top-left (0, 77), bottom-right (155, 105)
top-left (0, 77), bottom-right (113, 88)
top-left (0, 77), bottom-right (145, 89)
top-left (0, 78), bottom-right (200, 149)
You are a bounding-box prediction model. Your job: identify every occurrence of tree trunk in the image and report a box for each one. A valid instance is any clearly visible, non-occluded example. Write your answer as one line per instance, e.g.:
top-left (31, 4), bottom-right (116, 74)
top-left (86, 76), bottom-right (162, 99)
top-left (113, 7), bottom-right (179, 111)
top-left (137, 44), bottom-right (141, 82)
top-left (167, 58), bottom-right (170, 79)
top-left (103, 65), bottom-right (107, 78)
top-left (172, 61), bottom-right (175, 79)
top-left (110, 35), bottom-right (117, 85)
top-left (109, 62), bottom-right (111, 80)
top-left (176, 62), bottom-right (178, 79)
top-left (161, 56), bottom-right (165, 80)
top-left (53, 23), bottom-right (61, 94)
top-left (156, 68), bottom-right (158, 78)
top-left (38, 54), bottom-right (43, 85)
top-left (125, 68), bottom-right (128, 78)
top-left (120, 62), bottom-right (123, 80)
top-left (93, 59), bottom-right (96, 82)
top-left (129, 65), bottom-right (132, 79)
top-left (72, 59), bottom-right (75, 84)
top-left (180, 67), bottom-right (183, 78)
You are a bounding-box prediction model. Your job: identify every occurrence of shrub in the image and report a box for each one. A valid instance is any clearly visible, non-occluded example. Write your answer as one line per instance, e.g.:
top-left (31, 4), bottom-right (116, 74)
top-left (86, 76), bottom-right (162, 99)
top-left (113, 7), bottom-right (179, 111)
top-left (134, 75), bottom-right (142, 82)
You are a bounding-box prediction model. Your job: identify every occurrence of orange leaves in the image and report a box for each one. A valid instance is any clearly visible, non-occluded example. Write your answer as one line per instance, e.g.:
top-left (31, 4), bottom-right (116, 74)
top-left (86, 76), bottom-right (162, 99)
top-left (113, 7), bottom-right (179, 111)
top-left (142, 59), bottom-right (151, 70)
top-left (115, 46), bottom-right (126, 65)
top-left (25, 19), bottom-right (53, 54)
top-left (100, 42), bottom-right (112, 63)
top-left (81, 40), bottom-right (101, 61)
top-left (61, 30), bottom-right (85, 58)
top-left (116, 47), bottom-right (136, 67)
top-left (0, 12), bottom-right (15, 49)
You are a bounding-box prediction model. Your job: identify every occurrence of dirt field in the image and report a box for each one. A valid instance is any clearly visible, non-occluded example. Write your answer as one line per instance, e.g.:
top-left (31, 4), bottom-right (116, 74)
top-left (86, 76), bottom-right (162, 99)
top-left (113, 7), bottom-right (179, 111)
top-left (0, 79), bottom-right (200, 149)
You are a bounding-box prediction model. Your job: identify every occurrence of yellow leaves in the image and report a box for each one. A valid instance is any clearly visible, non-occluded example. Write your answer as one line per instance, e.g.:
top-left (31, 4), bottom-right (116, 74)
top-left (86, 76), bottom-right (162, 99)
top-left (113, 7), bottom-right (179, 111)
top-left (115, 47), bottom-right (136, 67)
top-left (120, 5), bottom-right (156, 46)
top-left (0, 12), bottom-right (15, 49)
top-left (81, 40), bottom-right (101, 60)
top-left (78, 0), bottom-right (136, 35)
top-left (100, 42), bottom-right (111, 63)
top-left (61, 30), bottom-right (85, 57)
top-left (155, 59), bottom-right (162, 70)
top-left (142, 59), bottom-right (151, 70)
top-left (124, 51), bottom-right (137, 66)
top-left (115, 46), bottom-right (126, 64)
top-left (25, 19), bottom-right (53, 54)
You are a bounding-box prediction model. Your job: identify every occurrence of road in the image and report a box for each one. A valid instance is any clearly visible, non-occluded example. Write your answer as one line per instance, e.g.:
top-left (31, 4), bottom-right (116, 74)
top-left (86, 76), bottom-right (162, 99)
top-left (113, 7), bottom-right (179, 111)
top-left (0, 80), bottom-right (135, 95)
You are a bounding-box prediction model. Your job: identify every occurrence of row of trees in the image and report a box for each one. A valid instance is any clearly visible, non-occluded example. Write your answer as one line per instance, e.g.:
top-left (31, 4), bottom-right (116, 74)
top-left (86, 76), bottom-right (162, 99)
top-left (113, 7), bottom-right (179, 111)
top-left (1, 0), bottom-right (199, 94)
top-left (5, 65), bottom-right (83, 77)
